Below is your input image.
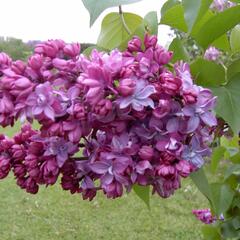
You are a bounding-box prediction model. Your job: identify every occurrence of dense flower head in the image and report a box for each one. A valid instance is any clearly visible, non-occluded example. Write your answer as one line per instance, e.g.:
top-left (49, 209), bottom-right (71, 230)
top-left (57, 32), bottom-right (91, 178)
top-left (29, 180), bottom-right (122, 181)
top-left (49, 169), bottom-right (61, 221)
top-left (0, 35), bottom-right (216, 200)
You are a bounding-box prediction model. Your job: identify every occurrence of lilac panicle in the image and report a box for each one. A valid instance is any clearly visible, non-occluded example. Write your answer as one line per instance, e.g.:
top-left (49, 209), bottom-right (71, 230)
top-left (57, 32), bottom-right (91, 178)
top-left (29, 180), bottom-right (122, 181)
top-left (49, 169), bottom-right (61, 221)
top-left (0, 34), bottom-right (217, 201)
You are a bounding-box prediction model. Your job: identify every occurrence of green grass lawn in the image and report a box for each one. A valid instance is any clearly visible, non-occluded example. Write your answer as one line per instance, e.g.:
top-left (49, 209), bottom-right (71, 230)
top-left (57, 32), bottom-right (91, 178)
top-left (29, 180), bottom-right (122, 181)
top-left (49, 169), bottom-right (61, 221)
top-left (0, 124), bottom-right (206, 240)
top-left (0, 177), bottom-right (206, 240)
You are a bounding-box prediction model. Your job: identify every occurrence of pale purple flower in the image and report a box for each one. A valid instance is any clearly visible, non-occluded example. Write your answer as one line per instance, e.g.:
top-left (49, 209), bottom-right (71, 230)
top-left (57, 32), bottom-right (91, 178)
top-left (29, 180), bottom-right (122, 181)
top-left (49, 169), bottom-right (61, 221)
top-left (211, 0), bottom-right (236, 11)
top-left (204, 46), bottom-right (220, 61)
top-left (118, 79), bottom-right (155, 111)
top-left (174, 61), bottom-right (193, 90)
top-left (183, 89), bottom-right (217, 132)
top-left (44, 137), bottom-right (78, 167)
top-left (182, 136), bottom-right (210, 168)
top-left (90, 152), bottom-right (131, 187)
top-left (211, 0), bottom-right (227, 11)
top-left (26, 82), bottom-right (56, 120)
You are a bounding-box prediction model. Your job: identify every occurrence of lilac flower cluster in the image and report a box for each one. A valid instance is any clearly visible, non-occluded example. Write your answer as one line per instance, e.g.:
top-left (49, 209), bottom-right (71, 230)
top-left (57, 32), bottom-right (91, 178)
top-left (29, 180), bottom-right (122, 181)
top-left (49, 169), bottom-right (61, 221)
top-left (210, 0), bottom-right (236, 12)
top-left (204, 46), bottom-right (221, 61)
top-left (0, 34), bottom-right (217, 200)
top-left (192, 209), bottom-right (224, 224)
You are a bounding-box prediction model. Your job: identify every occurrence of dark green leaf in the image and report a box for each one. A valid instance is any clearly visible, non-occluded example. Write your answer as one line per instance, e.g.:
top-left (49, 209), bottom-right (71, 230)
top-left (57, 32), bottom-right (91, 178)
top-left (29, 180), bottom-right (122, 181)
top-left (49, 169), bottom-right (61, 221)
top-left (168, 38), bottom-right (189, 62)
top-left (233, 216), bottom-right (240, 230)
top-left (190, 58), bottom-right (226, 87)
top-left (82, 0), bottom-right (143, 26)
top-left (211, 183), bottom-right (234, 215)
top-left (227, 59), bottom-right (240, 80)
top-left (222, 220), bottom-right (240, 238)
top-left (219, 185), bottom-right (234, 214)
top-left (97, 12), bottom-right (142, 50)
top-left (182, 0), bottom-right (213, 32)
top-left (161, 0), bottom-right (180, 17)
top-left (212, 73), bottom-right (240, 134)
top-left (190, 168), bottom-right (213, 204)
top-left (160, 4), bottom-right (188, 32)
top-left (230, 25), bottom-right (240, 53)
top-left (211, 146), bottom-right (226, 174)
top-left (202, 225), bottom-right (221, 240)
top-left (194, 5), bottom-right (240, 49)
top-left (232, 197), bottom-right (240, 208)
top-left (133, 185), bottom-right (150, 208)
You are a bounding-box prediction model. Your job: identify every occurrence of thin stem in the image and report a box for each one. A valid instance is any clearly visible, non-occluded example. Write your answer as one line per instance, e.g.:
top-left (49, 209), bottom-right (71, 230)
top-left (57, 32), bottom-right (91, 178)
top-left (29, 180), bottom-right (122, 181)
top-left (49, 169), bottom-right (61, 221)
top-left (71, 157), bottom-right (89, 161)
top-left (83, 136), bottom-right (90, 144)
top-left (119, 5), bottom-right (131, 35)
top-left (167, 62), bottom-right (174, 68)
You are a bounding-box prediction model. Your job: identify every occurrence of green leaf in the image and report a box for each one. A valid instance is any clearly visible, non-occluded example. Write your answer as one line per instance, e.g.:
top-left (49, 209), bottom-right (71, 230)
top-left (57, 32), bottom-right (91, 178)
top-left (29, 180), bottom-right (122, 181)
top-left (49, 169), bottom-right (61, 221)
top-left (233, 216), bottom-right (240, 230)
top-left (168, 38), bottom-right (189, 62)
top-left (161, 0), bottom-right (180, 17)
top-left (143, 11), bottom-right (158, 35)
top-left (219, 185), bottom-right (234, 214)
top-left (222, 220), bottom-right (240, 239)
top-left (212, 34), bottom-right (230, 51)
top-left (230, 25), bottom-right (240, 53)
top-left (211, 73), bottom-right (240, 134)
top-left (82, 0), bottom-right (143, 26)
top-left (97, 12), bottom-right (142, 50)
top-left (160, 4), bottom-right (188, 32)
top-left (227, 59), bottom-right (240, 80)
top-left (221, 135), bottom-right (240, 148)
top-left (202, 225), bottom-right (221, 240)
top-left (211, 183), bottom-right (234, 215)
top-left (191, 9), bottom-right (213, 37)
top-left (224, 164), bottom-right (240, 181)
top-left (211, 146), bottom-right (226, 174)
top-left (220, 136), bottom-right (239, 161)
top-left (190, 58), bottom-right (226, 87)
top-left (194, 5), bottom-right (240, 49)
top-left (133, 185), bottom-right (150, 208)
top-left (190, 168), bottom-right (213, 204)
top-left (182, 0), bottom-right (213, 32)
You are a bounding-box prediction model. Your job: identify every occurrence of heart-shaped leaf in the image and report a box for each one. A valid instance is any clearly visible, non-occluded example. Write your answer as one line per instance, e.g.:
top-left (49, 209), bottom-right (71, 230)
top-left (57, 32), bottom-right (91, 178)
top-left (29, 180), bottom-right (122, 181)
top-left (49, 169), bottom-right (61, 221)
top-left (82, 0), bottom-right (143, 26)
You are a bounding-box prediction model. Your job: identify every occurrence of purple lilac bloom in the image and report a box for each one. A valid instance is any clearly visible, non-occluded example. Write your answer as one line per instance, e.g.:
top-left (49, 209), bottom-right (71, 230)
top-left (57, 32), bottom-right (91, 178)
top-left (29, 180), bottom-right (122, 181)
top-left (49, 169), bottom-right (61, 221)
top-left (26, 82), bottom-right (56, 120)
top-left (118, 79), bottom-right (156, 111)
top-left (211, 0), bottom-right (236, 11)
top-left (182, 136), bottom-right (210, 168)
top-left (44, 137), bottom-right (78, 167)
top-left (192, 209), bottom-right (217, 224)
top-left (183, 89), bottom-right (217, 133)
top-left (204, 46), bottom-right (221, 61)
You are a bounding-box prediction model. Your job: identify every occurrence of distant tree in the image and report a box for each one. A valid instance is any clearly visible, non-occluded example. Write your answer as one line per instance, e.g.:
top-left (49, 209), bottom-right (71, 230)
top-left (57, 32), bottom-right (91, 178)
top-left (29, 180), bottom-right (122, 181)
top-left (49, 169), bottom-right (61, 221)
top-left (0, 37), bottom-right (33, 61)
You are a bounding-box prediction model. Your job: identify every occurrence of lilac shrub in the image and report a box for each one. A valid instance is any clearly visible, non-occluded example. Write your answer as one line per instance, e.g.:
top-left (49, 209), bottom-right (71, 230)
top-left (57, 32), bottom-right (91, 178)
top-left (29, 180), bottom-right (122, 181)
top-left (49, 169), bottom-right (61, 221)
top-left (0, 34), bottom-right (216, 200)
